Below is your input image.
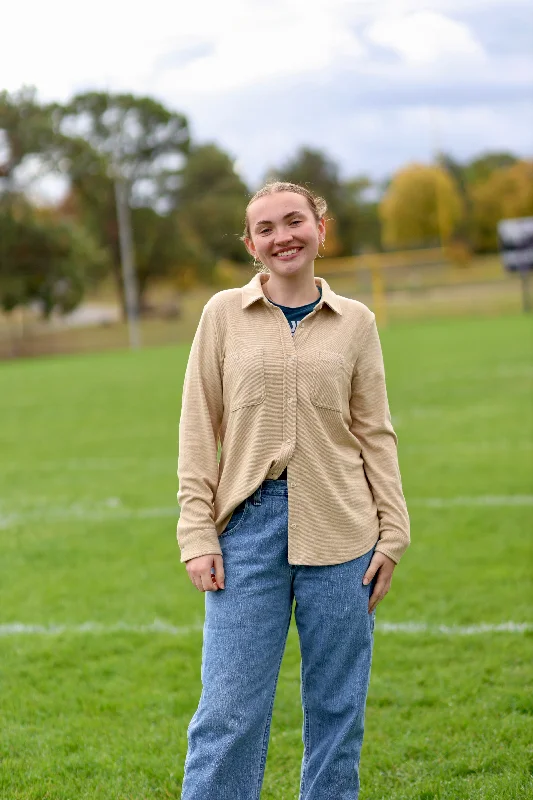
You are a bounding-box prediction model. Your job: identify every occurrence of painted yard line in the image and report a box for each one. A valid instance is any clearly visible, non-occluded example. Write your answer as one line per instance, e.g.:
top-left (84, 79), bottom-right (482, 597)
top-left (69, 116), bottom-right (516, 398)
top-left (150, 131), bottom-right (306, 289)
top-left (401, 442), bottom-right (533, 453)
top-left (0, 506), bottom-right (178, 529)
top-left (2, 495), bottom-right (533, 529)
top-left (0, 621), bottom-right (530, 637)
top-left (1, 440), bottom-right (532, 475)
top-left (410, 495), bottom-right (533, 507)
top-left (0, 457), bottom-right (174, 474)
top-left (0, 621), bottom-right (204, 636)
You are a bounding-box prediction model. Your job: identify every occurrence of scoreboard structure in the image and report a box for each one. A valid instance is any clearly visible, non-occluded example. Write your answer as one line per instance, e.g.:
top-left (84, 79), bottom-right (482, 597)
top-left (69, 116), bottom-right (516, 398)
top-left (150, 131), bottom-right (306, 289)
top-left (498, 217), bottom-right (533, 313)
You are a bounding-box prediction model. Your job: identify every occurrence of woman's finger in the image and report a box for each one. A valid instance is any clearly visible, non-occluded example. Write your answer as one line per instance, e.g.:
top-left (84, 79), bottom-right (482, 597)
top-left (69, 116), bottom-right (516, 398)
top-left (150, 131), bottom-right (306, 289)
top-left (201, 571), bottom-right (218, 592)
top-left (368, 578), bottom-right (390, 612)
top-left (213, 555), bottom-right (225, 589)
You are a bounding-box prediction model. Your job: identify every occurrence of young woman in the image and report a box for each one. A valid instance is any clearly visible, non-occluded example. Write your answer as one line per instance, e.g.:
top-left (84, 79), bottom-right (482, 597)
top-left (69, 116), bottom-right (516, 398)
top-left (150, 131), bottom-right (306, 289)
top-left (176, 181), bottom-right (410, 799)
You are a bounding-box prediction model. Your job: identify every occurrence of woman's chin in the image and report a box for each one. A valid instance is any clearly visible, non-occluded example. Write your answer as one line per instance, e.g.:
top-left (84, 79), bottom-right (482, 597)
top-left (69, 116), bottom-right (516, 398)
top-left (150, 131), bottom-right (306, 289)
top-left (269, 255), bottom-right (314, 274)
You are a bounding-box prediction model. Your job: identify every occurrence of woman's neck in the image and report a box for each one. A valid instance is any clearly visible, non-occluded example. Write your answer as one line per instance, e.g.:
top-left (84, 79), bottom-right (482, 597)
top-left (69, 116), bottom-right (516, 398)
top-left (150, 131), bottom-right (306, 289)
top-left (262, 273), bottom-right (320, 308)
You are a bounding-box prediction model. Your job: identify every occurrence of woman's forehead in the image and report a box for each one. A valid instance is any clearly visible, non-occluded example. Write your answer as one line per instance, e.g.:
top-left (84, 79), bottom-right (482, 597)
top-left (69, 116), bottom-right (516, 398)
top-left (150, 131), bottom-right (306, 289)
top-left (248, 192), bottom-right (310, 224)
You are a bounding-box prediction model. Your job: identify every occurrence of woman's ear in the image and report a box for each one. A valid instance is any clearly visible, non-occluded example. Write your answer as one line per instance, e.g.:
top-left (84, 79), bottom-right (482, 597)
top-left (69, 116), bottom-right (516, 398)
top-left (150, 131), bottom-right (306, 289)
top-left (318, 217), bottom-right (326, 242)
top-left (244, 237), bottom-right (257, 258)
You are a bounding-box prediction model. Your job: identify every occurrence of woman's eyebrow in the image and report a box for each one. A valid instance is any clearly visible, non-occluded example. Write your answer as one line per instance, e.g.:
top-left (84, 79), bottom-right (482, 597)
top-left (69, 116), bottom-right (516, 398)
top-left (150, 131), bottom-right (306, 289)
top-left (254, 211), bottom-right (302, 228)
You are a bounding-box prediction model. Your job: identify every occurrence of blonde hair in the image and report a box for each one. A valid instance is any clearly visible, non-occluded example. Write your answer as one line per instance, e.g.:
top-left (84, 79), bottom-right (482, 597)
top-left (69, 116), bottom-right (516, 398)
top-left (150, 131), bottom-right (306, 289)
top-left (242, 181), bottom-right (327, 272)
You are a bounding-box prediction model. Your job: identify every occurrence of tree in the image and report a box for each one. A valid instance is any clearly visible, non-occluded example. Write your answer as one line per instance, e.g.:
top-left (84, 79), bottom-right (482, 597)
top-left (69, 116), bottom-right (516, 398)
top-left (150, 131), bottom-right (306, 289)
top-left (0, 199), bottom-right (109, 316)
top-left (131, 206), bottom-right (203, 302)
top-left (266, 147), bottom-right (379, 255)
top-left (464, 151), bottom-right (518, 186)
top-left (177, 144), bottom-right (250, 267)
top-left (470, 160), bottom-right (533, 252)
top-left (51, 91), bottom-right (190, 314)
top-left (379, 163), bottom-right (464, 249)
top-left (267, 147), bottom-right (345, 254)
top-left (0, 87), bottom-right (61, 197)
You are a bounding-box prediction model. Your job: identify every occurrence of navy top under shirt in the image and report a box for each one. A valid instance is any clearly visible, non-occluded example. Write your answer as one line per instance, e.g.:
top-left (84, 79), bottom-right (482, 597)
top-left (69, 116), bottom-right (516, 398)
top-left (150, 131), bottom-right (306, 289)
top-left (265, 284), bottom-right (323, 336)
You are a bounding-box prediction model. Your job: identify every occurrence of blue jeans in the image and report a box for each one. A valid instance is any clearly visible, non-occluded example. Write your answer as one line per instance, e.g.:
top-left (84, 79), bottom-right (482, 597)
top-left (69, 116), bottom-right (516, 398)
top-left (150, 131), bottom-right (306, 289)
top-left (181, 479), bottom-right (377, 800)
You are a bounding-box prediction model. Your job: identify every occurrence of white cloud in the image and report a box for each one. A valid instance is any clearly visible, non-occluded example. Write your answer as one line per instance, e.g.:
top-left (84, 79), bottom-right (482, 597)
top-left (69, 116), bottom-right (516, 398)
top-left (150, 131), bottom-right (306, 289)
top-left (156, 7), bottom-right (364, 94)
top-left (366, 10), bottom-right (486, 64)
top-left (2, 0), bottom-right (366, 99)
top-left (2, 0), bottom-right (531, 191)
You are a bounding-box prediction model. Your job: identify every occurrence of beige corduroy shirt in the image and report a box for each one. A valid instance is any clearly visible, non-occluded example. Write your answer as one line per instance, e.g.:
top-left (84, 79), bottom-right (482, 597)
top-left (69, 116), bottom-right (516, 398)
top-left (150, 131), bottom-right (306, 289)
top-left (176, 272), bottom-right (410, 566)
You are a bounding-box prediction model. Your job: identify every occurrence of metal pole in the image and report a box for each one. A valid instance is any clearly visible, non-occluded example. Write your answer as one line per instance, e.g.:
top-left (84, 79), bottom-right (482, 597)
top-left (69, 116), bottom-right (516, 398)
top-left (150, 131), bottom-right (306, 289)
top-left (114, 172), bottom-right (142, 349)
top-left (107, 85), bottom-right (141, 350)
top-left (519, 269), bottom-right (531, 314)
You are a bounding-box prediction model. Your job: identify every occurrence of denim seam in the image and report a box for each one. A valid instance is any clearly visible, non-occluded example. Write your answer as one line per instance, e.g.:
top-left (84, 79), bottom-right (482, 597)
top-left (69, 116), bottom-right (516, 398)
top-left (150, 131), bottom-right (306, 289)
top-left (299, 659), bottom-right (311, 799)
top-left (254, 611), bottom-right (292, 800)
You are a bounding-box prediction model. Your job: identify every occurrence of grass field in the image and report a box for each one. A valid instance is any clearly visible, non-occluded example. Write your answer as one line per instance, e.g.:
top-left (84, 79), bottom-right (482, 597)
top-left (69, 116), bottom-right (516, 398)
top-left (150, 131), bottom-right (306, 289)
top-left (1, 312), bottom-right (532, 799)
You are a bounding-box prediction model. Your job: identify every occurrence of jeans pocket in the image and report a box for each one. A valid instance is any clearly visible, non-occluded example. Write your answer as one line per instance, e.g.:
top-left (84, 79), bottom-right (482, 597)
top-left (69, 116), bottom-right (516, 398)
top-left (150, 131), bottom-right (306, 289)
top-left (219, 498), bottom-right (250, 538)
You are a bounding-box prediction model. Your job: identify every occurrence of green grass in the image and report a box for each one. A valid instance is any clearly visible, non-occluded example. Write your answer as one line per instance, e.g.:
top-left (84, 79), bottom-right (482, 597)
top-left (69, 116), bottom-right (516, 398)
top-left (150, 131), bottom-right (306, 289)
top-left (1, 313), bottom-right (532, 799)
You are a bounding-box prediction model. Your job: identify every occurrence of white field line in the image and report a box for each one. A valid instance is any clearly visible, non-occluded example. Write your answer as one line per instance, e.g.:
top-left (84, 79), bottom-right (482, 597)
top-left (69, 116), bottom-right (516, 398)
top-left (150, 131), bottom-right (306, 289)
top-left (401, 442), bottom-right (533, 453)
top-left (0, 621), bottom-right (530, 637)
top-left (1, 440), bottom-right (532, 475)
top-left (409, 495), bottom-right (533, 507)
top-left (2, 495), bottom-right (533, 530)
top-left (0, 504), bottom-right (178, 529)
top-left (0, 457), bottom-right (174, 474)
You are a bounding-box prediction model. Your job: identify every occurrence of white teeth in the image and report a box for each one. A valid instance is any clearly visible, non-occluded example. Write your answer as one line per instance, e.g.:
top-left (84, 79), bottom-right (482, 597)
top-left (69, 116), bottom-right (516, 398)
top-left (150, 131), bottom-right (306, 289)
top-left (276, 248), bottom-right (299, 257)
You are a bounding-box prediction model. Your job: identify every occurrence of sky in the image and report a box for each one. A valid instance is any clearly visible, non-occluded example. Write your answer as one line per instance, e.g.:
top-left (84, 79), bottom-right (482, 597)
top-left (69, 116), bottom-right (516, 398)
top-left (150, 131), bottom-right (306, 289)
top-left (3, 0), bottom-right (533, 191)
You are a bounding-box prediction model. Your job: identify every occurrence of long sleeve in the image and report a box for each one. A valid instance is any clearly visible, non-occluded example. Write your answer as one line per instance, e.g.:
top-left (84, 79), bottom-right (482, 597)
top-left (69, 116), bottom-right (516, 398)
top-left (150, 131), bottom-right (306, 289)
top-left (349, 315), bottom-right (410, 564)
top-left (177, 302), bottom-right (224, 562)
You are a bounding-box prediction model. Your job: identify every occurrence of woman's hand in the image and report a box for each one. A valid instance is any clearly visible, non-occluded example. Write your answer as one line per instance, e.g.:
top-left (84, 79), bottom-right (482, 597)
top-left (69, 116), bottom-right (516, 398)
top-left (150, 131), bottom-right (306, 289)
top-left (363, 552), bottom-right (396, 613)
top-left (186, 554), bottom-right (225, 592)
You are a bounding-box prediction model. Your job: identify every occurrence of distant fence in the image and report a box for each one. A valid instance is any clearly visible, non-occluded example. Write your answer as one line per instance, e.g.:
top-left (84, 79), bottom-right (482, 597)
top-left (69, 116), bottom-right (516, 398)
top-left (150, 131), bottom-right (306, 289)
top-left (0, 250), bottom-right (525, 360)
top-left (318, 249), bottom-right (521, 326)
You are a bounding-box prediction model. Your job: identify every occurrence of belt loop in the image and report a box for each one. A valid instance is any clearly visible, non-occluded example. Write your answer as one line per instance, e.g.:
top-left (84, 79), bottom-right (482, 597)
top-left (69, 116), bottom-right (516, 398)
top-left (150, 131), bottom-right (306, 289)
top-left (252, 484), bottom-right (262, 505)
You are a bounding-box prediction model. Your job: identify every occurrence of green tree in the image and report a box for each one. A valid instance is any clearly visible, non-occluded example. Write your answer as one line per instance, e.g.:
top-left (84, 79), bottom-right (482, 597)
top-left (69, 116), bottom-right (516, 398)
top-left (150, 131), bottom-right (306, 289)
top-left (0, 86), bottom-right (61, 196)
top-left (470, 160), bottom-right (533, 252)
top-left (52, 91), bottom-right (190, 313)
top-left (464, 151), bottom-right (518, 186)
top-left (0, 199), bottom-right (108, 316)
top-left (266, 147), bottom-right (379, 255)
top-left (438, 150), bottom-right (521, 253)
top-left (131, 206), bottom-right (203, 302)
top-left (177, 144), bottom-right (250, 267)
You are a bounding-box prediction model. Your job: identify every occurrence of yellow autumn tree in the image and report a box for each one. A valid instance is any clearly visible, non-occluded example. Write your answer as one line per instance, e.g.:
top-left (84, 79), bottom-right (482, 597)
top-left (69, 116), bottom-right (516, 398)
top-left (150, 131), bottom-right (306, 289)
top-left (379, 163), bottom-right (464, 249)
top-left (470, 160), bottom-right (533, 252)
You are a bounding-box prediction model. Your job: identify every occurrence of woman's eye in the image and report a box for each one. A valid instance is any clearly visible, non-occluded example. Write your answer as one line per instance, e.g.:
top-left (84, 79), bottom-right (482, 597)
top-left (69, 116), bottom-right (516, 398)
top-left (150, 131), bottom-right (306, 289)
top-left (290, 220), bottom-right (302, 226)
top-left (260, 228), bottom-right (271, 235)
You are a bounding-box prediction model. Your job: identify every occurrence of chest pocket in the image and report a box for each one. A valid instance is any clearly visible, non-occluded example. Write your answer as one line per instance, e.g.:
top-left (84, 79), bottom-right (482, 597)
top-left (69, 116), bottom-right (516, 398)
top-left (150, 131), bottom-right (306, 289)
top-left (310, 351), bottom-right (352, 413)
top-left (223, 346), bottom-right (265, 412)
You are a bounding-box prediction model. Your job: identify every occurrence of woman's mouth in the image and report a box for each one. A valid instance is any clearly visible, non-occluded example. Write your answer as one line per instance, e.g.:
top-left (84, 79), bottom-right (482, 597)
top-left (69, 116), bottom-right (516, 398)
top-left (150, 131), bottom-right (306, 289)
top-left (273, 247), bottom-right (303, 260)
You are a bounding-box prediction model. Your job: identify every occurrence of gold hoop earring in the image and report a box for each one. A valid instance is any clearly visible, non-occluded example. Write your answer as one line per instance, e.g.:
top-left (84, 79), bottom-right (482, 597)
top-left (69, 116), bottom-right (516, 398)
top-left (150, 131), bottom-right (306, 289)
top-left (317, 238), bottom-right (325, 259)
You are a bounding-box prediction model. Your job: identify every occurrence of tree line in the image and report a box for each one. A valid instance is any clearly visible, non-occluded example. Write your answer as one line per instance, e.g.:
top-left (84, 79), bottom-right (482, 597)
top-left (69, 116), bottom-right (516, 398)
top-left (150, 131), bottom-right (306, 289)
top-left (1, 86), bottom-right (531, 319)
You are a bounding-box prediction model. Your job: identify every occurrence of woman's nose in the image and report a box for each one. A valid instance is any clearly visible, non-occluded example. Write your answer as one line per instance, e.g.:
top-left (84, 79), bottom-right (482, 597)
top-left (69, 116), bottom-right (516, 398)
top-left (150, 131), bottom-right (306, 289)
top-left (274, 229), bottom-right (293, 245)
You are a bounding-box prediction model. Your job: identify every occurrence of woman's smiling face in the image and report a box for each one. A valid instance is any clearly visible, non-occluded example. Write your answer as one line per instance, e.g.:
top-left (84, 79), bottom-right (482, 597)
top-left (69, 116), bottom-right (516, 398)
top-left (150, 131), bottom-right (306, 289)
top-left (244, 192), bottom-right (325, 274)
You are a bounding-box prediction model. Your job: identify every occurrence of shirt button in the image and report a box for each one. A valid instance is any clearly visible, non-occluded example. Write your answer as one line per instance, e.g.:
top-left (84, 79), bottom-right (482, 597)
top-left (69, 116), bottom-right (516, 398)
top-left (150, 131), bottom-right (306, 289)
top-left (288, 397), bottom-right (295, 404)
top-left (291, 523), bottom-right (297, 529)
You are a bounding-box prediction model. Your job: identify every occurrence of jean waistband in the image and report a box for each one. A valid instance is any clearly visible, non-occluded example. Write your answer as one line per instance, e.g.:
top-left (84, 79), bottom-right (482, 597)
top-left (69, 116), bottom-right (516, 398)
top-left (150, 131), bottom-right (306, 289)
top-left (251, 478), bottom-right (288, 501)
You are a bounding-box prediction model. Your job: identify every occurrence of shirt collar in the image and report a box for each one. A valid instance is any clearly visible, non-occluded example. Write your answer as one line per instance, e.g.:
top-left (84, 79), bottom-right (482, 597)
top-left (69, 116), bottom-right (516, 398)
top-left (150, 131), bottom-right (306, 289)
top-left (241, 272), bottom-right (343, 315)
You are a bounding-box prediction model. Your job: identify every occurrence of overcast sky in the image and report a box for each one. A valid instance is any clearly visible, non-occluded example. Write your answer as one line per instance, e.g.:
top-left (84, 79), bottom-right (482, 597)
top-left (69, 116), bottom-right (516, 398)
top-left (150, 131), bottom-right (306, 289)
top-left (3, 0), bottom-right (533, 188)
